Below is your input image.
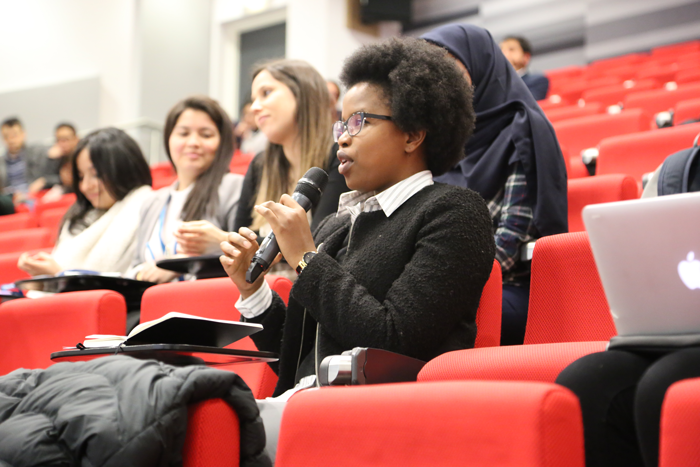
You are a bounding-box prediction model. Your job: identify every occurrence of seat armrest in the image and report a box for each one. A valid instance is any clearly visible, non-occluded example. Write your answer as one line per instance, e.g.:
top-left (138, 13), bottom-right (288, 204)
top-left (319, 347), bottom-right (426, 386)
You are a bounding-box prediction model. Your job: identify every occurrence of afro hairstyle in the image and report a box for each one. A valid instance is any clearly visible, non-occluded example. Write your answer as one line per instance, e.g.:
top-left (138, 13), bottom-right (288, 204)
top-left (339, 36), bottom-right (474, 176)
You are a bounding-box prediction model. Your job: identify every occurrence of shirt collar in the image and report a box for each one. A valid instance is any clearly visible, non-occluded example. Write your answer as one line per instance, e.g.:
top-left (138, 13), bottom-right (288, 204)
top-left (337, 170), bottom-right (434, 220)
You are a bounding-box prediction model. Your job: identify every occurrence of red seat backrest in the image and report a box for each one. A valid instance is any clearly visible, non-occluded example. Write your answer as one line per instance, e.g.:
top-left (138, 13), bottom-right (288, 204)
top-left (675, 98), bottom-right (700, 124)
top-left (230, 151), bottom-right (255, 176)
top-left (596, 122), bottom-right (700, 182)
top-left (676, 69), bottom-right (700, 85)
top-left (183, 398), bottom-right (240, 467)
top-left (582, 79), bottom-right (660, 108)
top-left (567, 174), bottom-right (639, 232)
top-left (140, 275), bottom-right (292, 398)
top-left (275, 380), bottom-right (585, 467)
top-left (38, 207), bottom-right (69, 244)
top-left (525, 232), bottom-right (616, 344)
top-left (553, 108), bottom-right (652, 159)
top-left (474, 260), bottom-right (502, 348)
top-left (624, 82), bottom-right (700, 115)
top-left (35, 193), bottom-right (76, 216)
top-left (544, 103), bottom-right (602, 123)
top-left (659, 377), bottom-right (700, 467)
top-left (0, 290), bottom-right (126, 375)
top-left (0, 212), bottom-right (38, 233)
top-left (0, 227), bottom-right (54, 254)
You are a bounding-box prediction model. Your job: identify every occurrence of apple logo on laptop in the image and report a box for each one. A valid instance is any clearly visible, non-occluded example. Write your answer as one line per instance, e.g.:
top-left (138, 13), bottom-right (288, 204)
top-left (678, 252), bottom-right (700, 290)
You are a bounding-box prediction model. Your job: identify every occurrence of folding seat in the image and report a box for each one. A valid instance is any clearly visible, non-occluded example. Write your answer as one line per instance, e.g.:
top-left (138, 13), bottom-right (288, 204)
top-left (596, 122), bottom-right (700, 183)
top-left (651, 40), bottom-right (700, 58)
top-left (567, 174), bottom-right (639, 232)
top-left (544, 102), bottom-right (602, 123)
top-left (150, 161), bottom-right (176, 179)
top-left (152, 174), bottom-right (177, 189)
top-left (537, 96), bottom-right (571, 111)
top-left (676, 69), bottom-right (700, 85)
top-left (588, 52), bottom-right (648, 71)
top-left (38, 206), bottom-right (69, 244)
top-left (581, 79), bottom-right (660, 108)
top-left (417, 232), bottom-right (613, 385)
top-left (183, 398), bottom-right (240, 467)
top-left (275, 380), bottom-right (585, 467)
top-left (230, 151), bottom-right (255, 176)
top-left (553, 108), bottom-right (652, 178)
top-left (35, 193), bottom-right (77, 216)
top-left (0, 212), bottom-right (38, 233)
top-left (140, 275), bottom-right (292, 399)
top-left (659, 377), bottom-right (700, 467)
top-left (0, 290), bottom-right (126, 375)
top-left (553, 76), bottom-right (622, 104)
top-left (624, 82), bottom-right (700, 116)
top-left (0, 227), bottom-right (54, 254)
top-left (473, 260), bottom-right (502, 348)
top-left (674, 97), bottom-right (700, 124)
top-left (636, 64), bottom-right (682, 84)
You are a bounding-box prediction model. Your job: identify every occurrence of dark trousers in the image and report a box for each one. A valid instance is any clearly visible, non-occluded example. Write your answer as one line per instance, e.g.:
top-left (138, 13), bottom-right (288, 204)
top-left (500, 283), bottom-right (529, 345)
top-left (555, 348), bottom-right (700, 467)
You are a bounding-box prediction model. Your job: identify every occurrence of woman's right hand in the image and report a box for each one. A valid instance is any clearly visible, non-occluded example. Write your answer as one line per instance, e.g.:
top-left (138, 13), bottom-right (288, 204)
top-left (219, 227), bottom-right (266, 299)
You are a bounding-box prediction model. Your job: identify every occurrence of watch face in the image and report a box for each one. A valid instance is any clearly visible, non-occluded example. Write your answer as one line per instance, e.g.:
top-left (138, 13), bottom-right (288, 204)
top-left (303, 252), bottom-right (317, 263)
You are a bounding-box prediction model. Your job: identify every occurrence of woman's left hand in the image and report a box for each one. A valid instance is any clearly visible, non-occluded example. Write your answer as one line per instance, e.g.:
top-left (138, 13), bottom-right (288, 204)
top-left (17, 251), bottom-right (62, 276)
top-left (174, 220), bottom-right (228, 256)
top-left (254, 194), bottom-right (316, 268)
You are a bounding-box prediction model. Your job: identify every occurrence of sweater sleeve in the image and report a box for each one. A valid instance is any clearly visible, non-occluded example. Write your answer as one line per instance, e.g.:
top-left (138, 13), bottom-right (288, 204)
top-left (293, 189), bottom-right (495, 359)
top-left (310, 144), bottom-right (348, 232)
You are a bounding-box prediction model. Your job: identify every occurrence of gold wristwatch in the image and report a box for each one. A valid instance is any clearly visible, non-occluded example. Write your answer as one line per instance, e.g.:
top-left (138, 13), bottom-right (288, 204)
top-left (296, 251), bottom-right (318, 275)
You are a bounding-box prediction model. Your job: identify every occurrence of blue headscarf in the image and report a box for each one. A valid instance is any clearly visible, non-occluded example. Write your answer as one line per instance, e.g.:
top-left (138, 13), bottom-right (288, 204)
top-left (422, 24), bottom-right (568, 237)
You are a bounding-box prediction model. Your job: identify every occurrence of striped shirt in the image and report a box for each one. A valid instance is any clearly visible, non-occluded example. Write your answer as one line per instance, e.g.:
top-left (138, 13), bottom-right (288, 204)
top-left (236, 170), bottom-right (434, 319)
top-left (5, 154), bottom-right (28, 193)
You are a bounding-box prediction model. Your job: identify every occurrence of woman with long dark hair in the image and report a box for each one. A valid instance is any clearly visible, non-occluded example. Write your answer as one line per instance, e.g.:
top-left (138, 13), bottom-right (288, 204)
top-left (129, 96), bottom-right (243, 283)
top-left (17, 127), bottom-right (152, 275)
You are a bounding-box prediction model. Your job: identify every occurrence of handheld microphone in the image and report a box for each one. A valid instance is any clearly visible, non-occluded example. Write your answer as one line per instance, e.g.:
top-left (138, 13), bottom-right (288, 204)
top-left (245, 167), bottom-right (329, 283)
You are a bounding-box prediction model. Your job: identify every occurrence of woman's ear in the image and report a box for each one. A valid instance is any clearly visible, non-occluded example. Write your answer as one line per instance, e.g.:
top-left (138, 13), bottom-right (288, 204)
top-left (404, 130), bottom-right (427, 155)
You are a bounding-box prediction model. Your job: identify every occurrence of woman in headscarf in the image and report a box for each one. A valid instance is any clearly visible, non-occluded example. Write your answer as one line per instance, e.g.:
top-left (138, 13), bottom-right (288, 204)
top-left (422, 24), bottom-right (568, 345)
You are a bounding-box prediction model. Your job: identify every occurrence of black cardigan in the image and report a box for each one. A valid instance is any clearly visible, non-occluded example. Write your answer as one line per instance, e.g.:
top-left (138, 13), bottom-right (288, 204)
top-left (244, 183), bottom-right (495, 396)
top-left (233, 145), bottom-right (349, 232)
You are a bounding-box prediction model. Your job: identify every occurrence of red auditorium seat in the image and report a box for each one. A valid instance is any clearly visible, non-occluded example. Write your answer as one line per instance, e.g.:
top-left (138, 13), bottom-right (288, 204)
top-left (474, 260), bottom-right (502, 348)
top-left (553, 76), bottom-right (622, 103)
top-left (544, 102), bottom-right (602, 123)
top-left (581, 79), bottom-right (660, 107)
top-left (659, 377), bottom-right (700, 467)
top-left (183, 399), bottom-right (240, 467)
top-left (636, 64), bottom-right (681, 84)
top-left (38, 207), bottom-right (68, 244)
top-left (537, 97), bottom-right (571, 111)
top-left (651, 40), bottom-right (700, 58)
top-left (152, 174), bottom-right (177, 189)
top-left (567, 174), bottom-right (639, 232)
top-left (596, 122), bottom-right (700, 183)
top-left (588, 52), bottom-right (647, 71)
top-left (35, 193), bottom-right (77, 216)
top-left (624, 82), bottom-right (700, 116)
top-left (140, 275), bottom-right (292, 399)
top-left (0, 212), bottom-right (38, 233)
top-left (275, 381), bottom-right (585, 467)
top-left (526, 232), bottom-right (615, 344)
top-left (0, 227), bottom-right (54, 253)
top-left (676, 68), bottom-right (700, 85)
top-left (230, 150), bottom-right (255, 176)
top-left (0, 248), bottom-right (52, 284)
top-left (150, 161), bottom-right (176, 179)
top-left (0, 290), bottom-right (126, 375)
top-left (675, 98), bottom-right (700, 124)
top-left (552, 108), bottom-right (652, 178)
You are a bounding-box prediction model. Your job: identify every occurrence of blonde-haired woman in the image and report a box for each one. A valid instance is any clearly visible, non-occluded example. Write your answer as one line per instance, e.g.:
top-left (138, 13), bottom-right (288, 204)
top-left (233, 59), bottom-right (348, 238)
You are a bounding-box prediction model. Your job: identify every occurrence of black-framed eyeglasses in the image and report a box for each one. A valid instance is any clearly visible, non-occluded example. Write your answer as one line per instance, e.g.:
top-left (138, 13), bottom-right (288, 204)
top-left (332, 111), bottom-right (392, 142)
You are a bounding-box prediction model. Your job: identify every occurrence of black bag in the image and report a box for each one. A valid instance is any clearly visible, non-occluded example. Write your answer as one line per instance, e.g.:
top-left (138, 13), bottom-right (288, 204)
top-left (657, 139), bottom-right (700, 196)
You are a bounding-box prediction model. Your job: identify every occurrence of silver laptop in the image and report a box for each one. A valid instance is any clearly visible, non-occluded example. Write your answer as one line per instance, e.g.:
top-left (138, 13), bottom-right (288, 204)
top-left (583, 191), bottom-right (700, 339)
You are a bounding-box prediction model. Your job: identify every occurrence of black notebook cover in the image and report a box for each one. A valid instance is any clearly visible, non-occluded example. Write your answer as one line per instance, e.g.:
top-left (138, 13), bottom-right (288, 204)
top-left (124, 316), bottom-right (262, 347)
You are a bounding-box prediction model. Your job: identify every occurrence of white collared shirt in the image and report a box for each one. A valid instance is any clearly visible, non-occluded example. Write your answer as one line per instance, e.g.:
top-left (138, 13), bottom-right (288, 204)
top-left (236, 170), bottom-right (434, 319)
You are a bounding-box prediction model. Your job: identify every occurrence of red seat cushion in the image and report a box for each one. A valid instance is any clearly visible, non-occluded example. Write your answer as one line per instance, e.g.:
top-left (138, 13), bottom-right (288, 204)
top-left (183, 398), bottom-right (240, 467)
top-left (418, 341), bottom-right (608, 383)
top-left (660, 377), bottom-right (700, 467)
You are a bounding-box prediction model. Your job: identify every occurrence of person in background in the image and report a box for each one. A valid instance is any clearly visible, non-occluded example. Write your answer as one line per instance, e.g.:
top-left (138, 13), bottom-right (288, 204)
top-left (220, 37), bottom-right (494, 463)
top-left (17, 128), bottom-right (152, 276)
top-left (422, 23), bottom-right (568, 345)
top-left (500, 35), bottom-right (550, 101)
top-left (0, 117), bottom-right (61, 198)
top-left (41, 122), bottom-right (80, 203)
top-left (129, 96), bottom-right (244, 284)
top-left (233, 59), bottom-right (349, 277)
top-left (326, 79), bottom-right (342, 120)
top-left (234, 101), bottom-right (268, 156)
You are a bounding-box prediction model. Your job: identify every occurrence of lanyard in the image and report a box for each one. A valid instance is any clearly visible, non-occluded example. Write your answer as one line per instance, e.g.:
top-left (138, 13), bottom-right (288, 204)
top-left (146, 196), bottom-right (179, 261)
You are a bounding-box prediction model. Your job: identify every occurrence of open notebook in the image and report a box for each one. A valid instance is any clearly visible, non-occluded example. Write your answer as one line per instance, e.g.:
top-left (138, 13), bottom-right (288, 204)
top-left (81, 312), bottom-right (262, 349)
